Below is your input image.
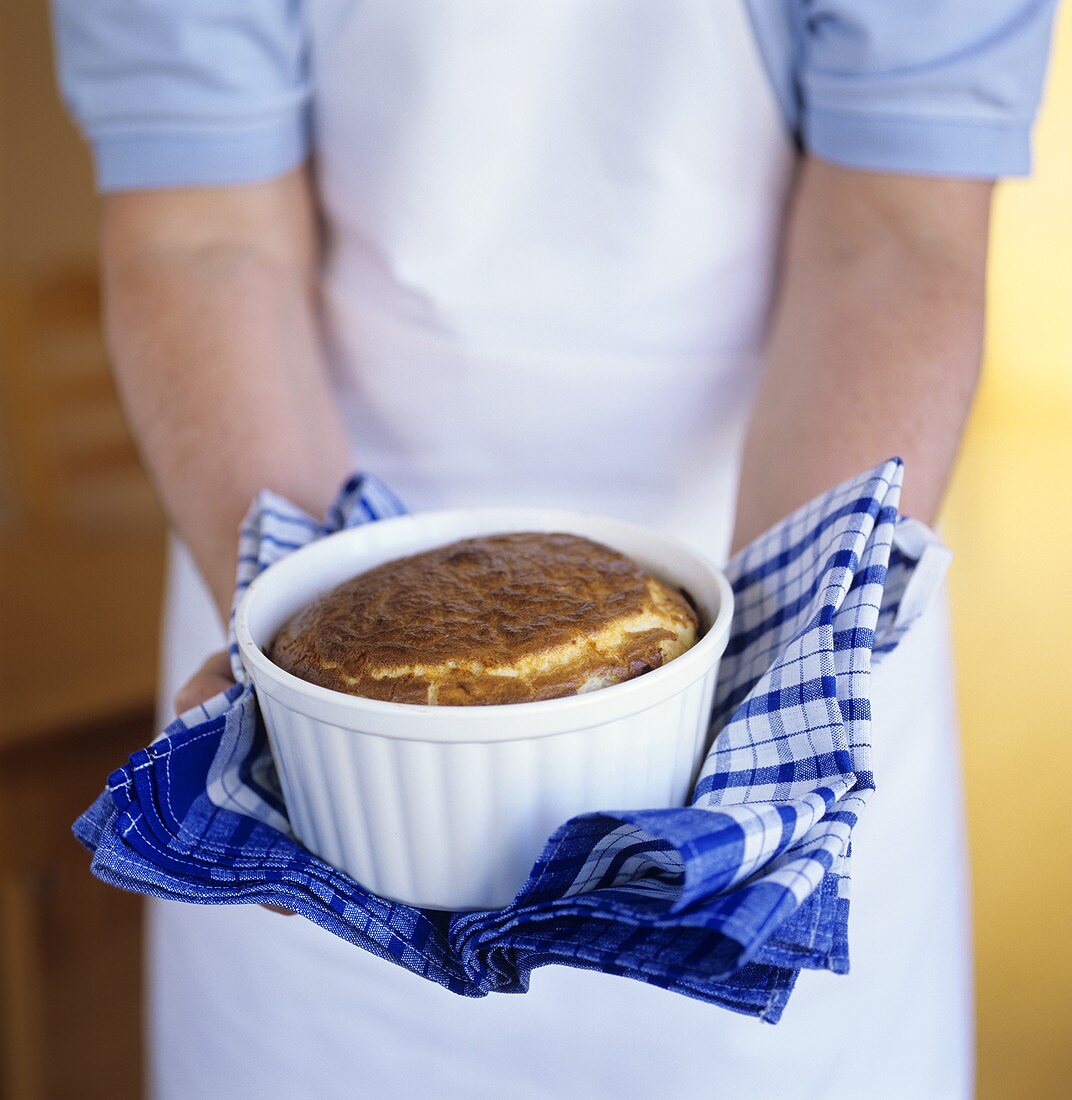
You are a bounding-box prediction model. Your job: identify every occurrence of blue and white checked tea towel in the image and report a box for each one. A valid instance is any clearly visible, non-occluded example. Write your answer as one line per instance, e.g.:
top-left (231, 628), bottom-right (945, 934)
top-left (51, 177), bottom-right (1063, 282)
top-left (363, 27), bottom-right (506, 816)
top-left (74, 458), bottom-right (949, 1022)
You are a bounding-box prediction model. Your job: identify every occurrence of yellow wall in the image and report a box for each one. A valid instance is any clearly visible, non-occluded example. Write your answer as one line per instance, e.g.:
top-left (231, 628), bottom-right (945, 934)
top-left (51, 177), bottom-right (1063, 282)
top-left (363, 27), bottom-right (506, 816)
top-left (944, 4), bottom-right (1072, 1096)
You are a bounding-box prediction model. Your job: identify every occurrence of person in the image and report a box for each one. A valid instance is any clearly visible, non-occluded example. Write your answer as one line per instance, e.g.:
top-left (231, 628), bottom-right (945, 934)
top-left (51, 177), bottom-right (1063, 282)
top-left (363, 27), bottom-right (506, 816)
top-left (51, 2), bottom-right (1056, 1096)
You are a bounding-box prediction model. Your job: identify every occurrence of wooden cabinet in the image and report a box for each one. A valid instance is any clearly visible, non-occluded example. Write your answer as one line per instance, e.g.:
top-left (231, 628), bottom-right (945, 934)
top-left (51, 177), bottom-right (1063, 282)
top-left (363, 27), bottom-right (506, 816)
top-left (1, 713), bottom-right (152, 1100)
top-left (0, 268), bottom-right (164, 1099)
top-left (1, 6), bottom-right (165, 1094)
top-left (0, 273), bottom-right (167, 741)
top-left (0, 266), bottom-right (165, 1098)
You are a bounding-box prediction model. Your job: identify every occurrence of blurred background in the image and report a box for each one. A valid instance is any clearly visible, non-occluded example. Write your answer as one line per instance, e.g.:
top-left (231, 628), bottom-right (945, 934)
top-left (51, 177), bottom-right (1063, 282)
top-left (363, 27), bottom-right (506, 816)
top-left (0, 2), bottom-right (1069, 1097)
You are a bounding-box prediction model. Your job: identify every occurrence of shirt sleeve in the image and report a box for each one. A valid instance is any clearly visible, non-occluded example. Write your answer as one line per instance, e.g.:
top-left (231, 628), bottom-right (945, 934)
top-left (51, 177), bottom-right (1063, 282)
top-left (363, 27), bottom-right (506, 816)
top-left (745, 0), bottom-right (1060, 177)
top-left (50, 0), bottom-right (310, 192)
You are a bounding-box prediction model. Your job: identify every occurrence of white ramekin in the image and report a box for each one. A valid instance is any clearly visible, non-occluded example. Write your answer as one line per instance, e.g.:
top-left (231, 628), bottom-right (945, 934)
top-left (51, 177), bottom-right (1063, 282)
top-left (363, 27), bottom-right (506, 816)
top-left (235, 509), bottom-right (733, 911)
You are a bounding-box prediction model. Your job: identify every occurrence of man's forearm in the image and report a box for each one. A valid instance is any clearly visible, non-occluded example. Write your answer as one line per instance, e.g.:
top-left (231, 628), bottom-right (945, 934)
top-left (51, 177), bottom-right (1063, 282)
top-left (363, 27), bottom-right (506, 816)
top-left (102, 169), bottom-right (352, 617)
top-left (732, 157), bottom-right (992, 551)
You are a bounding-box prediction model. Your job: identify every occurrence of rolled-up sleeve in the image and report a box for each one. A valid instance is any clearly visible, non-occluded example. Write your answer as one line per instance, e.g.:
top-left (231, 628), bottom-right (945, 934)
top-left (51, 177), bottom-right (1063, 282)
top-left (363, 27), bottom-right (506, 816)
top-left (50, 0), bottom-right (309, 191)
top-left (746, 0), bottom-right (1059, 177)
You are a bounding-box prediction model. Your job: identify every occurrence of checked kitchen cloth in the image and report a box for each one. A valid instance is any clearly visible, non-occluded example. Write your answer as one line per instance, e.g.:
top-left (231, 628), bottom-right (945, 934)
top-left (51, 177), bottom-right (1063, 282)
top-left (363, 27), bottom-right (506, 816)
top-left (74, 458), bottom-right (949, 1023)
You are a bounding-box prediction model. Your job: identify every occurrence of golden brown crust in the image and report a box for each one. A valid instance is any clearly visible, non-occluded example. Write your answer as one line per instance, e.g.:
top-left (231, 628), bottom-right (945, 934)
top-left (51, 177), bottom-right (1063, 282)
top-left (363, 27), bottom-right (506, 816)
top-left (269, 532), bottom-right (699, 705)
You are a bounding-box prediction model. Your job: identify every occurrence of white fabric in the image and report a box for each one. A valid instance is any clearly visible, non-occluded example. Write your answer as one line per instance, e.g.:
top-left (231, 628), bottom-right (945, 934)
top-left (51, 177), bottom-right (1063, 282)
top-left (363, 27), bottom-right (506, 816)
top-left (152, 2), bottom-right (972, 1095)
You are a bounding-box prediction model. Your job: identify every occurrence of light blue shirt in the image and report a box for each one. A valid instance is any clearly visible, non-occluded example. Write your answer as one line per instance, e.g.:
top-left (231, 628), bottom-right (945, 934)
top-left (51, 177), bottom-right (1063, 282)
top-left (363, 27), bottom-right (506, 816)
top-left (50, 1), bottom-right (1059, 191)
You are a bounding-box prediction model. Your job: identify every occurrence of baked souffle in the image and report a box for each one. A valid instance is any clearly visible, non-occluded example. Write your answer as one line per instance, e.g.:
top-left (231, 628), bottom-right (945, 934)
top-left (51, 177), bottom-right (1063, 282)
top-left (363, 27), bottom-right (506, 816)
top-left (269, 532), bottom-right (699, 706)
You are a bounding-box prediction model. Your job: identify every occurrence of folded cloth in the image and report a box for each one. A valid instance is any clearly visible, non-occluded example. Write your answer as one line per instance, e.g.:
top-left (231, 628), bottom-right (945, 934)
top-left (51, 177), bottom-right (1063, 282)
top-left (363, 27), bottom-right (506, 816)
top-left (74, 458), bottom-right (948, 1022)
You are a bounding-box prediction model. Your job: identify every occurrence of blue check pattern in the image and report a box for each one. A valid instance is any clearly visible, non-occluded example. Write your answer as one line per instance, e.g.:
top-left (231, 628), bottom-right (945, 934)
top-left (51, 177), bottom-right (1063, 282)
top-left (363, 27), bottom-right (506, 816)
top-left (74, 458), bottom-right (946, 1022)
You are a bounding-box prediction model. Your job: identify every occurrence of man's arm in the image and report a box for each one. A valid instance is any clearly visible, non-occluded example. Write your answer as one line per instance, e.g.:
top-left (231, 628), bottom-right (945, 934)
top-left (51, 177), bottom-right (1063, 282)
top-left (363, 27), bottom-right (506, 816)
top-left (732, 156), bottom-right (992, 551)
top-left (102, 167), bottom-right (353, 617)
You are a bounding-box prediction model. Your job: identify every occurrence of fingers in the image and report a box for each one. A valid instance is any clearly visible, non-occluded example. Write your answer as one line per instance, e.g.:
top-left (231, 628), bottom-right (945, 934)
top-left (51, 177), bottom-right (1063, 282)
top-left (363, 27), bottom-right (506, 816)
top-left (173, 649), bottom-right (236, 715)
top-left (173, 655), bottom-right (295, 916)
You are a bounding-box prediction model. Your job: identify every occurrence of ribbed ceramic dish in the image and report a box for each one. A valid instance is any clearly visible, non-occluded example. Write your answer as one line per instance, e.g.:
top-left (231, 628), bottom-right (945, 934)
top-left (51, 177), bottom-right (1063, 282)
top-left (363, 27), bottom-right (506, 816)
top-left (235, 509), bottom-right (733, 911)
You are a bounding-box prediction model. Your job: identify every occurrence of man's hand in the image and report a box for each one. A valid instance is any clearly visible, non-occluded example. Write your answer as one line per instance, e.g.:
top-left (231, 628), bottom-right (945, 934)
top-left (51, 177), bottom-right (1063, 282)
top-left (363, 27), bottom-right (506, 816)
top-left (732, 156), bottom-right (992, 551)
top-left (101, 170), bottom-right (343, 918)
top-left (173, 650), bottom-right (236, 715)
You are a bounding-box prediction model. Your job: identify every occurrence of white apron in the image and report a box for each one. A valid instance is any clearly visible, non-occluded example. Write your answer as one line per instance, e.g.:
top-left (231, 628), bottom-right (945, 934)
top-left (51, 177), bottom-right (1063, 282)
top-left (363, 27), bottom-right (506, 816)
top-left (152, 3), bottom-right (973, 1096)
